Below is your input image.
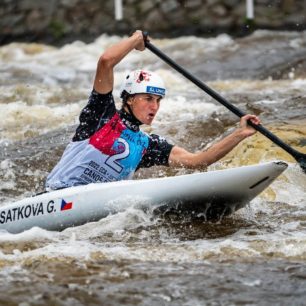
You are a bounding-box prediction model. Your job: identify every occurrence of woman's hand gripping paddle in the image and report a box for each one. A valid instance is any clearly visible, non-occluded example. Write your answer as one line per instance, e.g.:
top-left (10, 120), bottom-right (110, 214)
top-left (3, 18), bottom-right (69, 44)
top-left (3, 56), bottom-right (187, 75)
top-left (143, 33), bottom-right (306, 173)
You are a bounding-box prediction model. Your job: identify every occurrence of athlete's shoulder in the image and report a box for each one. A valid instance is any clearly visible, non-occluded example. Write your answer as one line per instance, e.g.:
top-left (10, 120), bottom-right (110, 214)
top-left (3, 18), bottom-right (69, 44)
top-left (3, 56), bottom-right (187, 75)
top-left (72, 90), bottom-right (116, 142)
top-left (148, 133), bottom-right (169, 144)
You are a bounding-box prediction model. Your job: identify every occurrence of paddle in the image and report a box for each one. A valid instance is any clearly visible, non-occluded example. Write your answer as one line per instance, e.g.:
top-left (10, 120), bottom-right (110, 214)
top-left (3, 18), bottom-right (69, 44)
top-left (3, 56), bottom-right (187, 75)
top-left (143, 36), bottom-right (306, 173)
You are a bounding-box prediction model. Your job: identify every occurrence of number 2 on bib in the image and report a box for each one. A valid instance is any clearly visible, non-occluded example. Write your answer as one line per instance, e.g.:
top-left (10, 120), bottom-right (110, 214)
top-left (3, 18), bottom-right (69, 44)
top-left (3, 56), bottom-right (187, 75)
top-left (105, 138), bottom-right (130, 173)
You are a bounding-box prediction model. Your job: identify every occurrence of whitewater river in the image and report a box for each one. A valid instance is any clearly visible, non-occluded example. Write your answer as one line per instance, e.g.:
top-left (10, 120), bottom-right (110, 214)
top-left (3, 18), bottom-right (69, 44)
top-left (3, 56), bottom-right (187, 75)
top-left (0, 31), bottom-right (306, 305)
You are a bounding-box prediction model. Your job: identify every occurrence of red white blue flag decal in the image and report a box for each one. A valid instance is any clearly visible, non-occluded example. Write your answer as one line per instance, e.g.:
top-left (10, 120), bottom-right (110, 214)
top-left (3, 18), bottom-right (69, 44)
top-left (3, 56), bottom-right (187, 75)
top-left (61, 199), bottom-right (73, 211)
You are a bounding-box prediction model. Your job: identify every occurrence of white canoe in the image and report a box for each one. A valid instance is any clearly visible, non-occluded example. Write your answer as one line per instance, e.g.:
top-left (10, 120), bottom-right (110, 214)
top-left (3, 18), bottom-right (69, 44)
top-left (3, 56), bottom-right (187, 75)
top-left (0, 161), bottom-right (287, 233)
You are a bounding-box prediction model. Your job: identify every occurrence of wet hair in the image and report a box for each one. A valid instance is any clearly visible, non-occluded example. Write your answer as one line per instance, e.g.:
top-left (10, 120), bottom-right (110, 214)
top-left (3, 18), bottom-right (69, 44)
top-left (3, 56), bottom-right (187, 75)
top-left (120, 90), bottom-right (135, 107)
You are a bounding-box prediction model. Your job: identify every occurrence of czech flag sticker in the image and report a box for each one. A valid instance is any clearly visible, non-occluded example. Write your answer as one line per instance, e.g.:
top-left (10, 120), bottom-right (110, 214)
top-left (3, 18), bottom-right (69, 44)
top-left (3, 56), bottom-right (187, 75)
top-left (61, 199), bottom-right (73, 211)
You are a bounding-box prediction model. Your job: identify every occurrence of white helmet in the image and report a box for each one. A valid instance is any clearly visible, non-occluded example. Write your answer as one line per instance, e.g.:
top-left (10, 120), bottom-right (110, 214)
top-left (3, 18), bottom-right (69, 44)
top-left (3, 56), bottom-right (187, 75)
top-left (120, 70), bottom-right (166, 98)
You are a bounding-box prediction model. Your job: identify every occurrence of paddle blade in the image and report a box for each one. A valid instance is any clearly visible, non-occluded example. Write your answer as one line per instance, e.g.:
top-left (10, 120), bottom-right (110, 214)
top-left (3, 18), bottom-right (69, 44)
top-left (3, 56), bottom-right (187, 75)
top-left (295, 153), bottom-right (306, 174)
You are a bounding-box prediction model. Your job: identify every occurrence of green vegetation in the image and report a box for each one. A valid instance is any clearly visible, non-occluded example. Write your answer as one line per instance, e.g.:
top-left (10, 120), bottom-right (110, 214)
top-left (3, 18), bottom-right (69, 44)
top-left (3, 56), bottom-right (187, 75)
top-left (49, 19), bottom-right (65, 39)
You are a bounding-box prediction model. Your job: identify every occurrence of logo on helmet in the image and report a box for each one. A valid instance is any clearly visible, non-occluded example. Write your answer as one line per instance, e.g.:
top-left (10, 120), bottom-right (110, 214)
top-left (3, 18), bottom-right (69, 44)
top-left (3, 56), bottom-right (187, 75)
top-left (146, 86), bottom-right (166, 96)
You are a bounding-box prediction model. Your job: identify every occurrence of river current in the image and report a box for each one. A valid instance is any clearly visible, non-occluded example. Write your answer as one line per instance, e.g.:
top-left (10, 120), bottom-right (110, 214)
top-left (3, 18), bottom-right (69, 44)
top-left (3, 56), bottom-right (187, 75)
top-left (0, 31), bottom-right (306, 305)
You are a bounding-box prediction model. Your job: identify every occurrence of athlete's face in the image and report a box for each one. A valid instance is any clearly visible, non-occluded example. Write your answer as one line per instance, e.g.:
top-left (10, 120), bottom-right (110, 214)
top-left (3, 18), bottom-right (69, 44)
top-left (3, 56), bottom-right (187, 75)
top-left (128, 93), bottom-right (162, 125)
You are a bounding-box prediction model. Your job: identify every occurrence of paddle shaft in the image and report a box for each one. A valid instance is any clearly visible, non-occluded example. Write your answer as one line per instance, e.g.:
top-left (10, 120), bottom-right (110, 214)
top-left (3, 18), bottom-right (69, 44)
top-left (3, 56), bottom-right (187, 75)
top-left (145, 40), bottom-right (305, 162)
